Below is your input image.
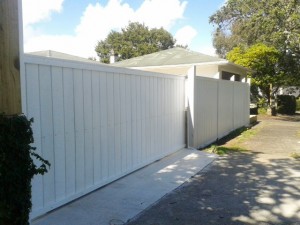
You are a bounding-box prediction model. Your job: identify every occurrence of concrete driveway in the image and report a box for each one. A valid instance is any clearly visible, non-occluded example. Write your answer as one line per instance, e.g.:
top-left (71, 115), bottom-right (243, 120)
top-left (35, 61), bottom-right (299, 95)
top-left (126, 114), bottom-right (300, 225)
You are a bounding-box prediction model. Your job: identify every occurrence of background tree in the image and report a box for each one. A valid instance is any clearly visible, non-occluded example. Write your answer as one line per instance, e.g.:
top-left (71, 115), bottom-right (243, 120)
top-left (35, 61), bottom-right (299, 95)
top-left (227, 43), bottom-right (282, 105)
top-left (209, 0), bottom-right (300, 86)
top-left (95, 22), bottom-right (176, 63)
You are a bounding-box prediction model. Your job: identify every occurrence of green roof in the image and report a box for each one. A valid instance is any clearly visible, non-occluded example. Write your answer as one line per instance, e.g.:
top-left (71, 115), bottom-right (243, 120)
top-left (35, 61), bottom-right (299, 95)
top-left (26, 50), bottom-right (102, 64)
top-left (113, 47), bottom-right (226, 67)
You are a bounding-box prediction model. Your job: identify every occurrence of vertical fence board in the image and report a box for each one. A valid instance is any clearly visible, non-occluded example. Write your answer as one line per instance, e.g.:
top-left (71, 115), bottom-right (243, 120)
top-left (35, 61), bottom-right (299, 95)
top-left (131, 76), bottom-right (138, 166)
top-left (73, 69), bottom-right (85, 192)
top-left (119, 74), bottom-right (127, 172)
top-left (140, 76), bottom-right (147, 162)
top-left (136, 76), bottom-right (142, 164)
top-left (39, 65), bottom-right (55, 206)
top-left (51, 66), bottom-right (66, 201)
top-left (25, 64), bottom-right (43, 211)
top-left (63, 68), bottom-right (76, 196)
top-left (125, 75), bottom-right (132, 167)
top-left (91, 71), bottom-right (101, 183)
top-left (106, 73), bottom-right (115, 177)
top-left (83, 70), bottom-right (93, 188)
top-left (99, 72), bottom-right (109, 180)
top-left (113, 74), bottom-right (122, 174)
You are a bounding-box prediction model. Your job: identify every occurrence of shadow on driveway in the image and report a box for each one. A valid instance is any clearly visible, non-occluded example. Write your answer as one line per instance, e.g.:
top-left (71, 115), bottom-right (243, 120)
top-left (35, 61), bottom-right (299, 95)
top-left (126, 152), bottom-right (300, 225)
top-left (126, 114), bottom-right (300, 225)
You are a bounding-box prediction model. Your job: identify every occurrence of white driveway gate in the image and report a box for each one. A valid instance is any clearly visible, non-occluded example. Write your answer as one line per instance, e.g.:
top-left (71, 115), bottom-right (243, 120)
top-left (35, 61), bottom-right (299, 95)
top-left (22, 55), bottom-right (186, 218)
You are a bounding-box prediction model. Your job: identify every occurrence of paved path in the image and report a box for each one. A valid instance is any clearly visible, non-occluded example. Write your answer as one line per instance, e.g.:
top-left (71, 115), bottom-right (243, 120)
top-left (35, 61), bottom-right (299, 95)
top-left (126, 115), bottom-right (300, 225)
top-left (32, 149), bottom-right (216, 225)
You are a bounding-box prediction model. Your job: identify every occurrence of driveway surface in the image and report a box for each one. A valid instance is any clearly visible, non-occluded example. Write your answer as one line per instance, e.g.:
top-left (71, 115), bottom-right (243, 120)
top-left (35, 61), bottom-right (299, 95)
top-left (31, 149), bottom-right (216, 225)
top-left (126, 115), bottom-right (300, 225)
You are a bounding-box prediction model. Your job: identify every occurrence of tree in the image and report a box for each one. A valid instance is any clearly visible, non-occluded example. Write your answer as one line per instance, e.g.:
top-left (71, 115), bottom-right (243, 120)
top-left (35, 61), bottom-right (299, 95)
top-left (227, 43), bottom-right (282, 105)
top-left (209, 0), bottom-right (300, 84)
top-left (95, 22), bottom-right (176, 63)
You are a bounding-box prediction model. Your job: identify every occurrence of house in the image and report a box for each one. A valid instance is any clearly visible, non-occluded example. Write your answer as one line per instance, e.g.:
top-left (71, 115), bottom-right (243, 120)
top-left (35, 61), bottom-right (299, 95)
top-left (112, 47), bottom-right (249, 82)
top-left (26, 50), bottom-right (102, 64)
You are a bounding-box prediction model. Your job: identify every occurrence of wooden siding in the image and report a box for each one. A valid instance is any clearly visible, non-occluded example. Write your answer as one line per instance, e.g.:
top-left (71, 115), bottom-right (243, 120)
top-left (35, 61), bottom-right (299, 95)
top-left (0, 0), bottom-right (22, 114)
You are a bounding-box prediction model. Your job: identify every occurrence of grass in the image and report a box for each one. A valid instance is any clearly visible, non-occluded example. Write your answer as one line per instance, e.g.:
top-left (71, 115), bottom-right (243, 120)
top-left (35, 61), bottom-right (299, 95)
top-left (204, 126), bottom-right (258, 156)
top-left (206, 145), bottom-right (247, 155)
top-left (290, 152), bottom-right (300, 159)
top-left (216, 126), bottom-right (258, 146)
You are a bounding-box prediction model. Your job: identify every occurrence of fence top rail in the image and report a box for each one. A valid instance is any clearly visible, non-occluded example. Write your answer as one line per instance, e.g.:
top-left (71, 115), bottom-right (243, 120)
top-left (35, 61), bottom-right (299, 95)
top-left (23, 54), bottom-right (185, 80)
top-left (195, 75), bottom-right (249, 86)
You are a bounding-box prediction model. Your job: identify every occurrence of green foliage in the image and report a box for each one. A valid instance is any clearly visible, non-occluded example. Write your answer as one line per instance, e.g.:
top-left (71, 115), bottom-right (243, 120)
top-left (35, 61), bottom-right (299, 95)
top-left (206, 145), bottom-right (247, 155)
top-left (227, 43), bottom-right (282, 104)
top-left (277, 95), bottom-right (296, 115)
top-left (213, 126), bottom-right (257, 147)
top-left (205, 126), bottom-right (258, 155)
top-left (209, 0), bottom-right (300, 85)
top-left (290, 152), bottom-right (300, 159)
top-left (0, 115), bottom-right (50, 225)
top-left (95, 22), bottom-right (176, 63)
top-left (297, 99), bottom-right (300, 111)
top-left (258, 107), bottom-right (268, 115)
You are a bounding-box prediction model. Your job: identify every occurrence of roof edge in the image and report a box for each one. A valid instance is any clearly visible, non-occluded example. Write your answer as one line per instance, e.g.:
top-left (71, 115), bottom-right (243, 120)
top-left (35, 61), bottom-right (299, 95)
top-left (127, 60), bottom-right (249, 71)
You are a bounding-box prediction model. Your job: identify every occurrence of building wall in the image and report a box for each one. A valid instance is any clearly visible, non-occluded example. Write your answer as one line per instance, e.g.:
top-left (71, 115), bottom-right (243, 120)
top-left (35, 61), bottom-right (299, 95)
top-left (195, 64), bottom-right (219, 78)
top-left (131, 64), bottom-right (247, 82)
top-left (137, 66), bottom-right (188, 76)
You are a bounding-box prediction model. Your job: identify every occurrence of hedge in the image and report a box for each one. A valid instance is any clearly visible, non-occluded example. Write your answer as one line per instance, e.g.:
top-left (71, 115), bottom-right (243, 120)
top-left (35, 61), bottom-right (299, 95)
top-left (0, 115), bottom-right (50, 225)
top-left (277, 95), bottom-right (296, 115)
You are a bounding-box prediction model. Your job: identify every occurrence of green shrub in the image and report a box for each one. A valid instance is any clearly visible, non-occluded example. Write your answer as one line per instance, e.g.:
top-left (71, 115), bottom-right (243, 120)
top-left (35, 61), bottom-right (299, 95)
top-left (258, 107), bottom-right (267, 115)
top-left (277, 95), bottom-right (296, 115)
top-left (0, 115), bottom-right (50, 225)
top-left (297, 99), bottom-right (300, 111)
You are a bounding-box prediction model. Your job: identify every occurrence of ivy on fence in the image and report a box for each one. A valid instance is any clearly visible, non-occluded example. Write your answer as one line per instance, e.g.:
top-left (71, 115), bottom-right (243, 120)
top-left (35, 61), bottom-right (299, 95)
top-left (0, 114), bottom-right (50, 225)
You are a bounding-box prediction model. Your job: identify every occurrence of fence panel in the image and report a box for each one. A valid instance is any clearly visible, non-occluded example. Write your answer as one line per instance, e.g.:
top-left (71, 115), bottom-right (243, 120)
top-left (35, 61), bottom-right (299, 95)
top-left (234, 82), bottom-right (250, 129)
top-left (187, 72), bottom-right (249, 149)
top-left (23, 56), bottom-right (186, 218)
top-left (218, 80), bottom-right (234, 138)
top-left (194, 77), bottom-right (218, 148)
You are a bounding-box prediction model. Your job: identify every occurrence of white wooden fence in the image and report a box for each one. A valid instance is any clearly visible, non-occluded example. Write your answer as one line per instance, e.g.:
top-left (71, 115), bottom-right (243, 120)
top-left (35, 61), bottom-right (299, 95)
top-left (22, 55), bottom-right (186, 218)
top-left (22, 56), bottom-right (249, 219)
top-left (187, 66), bottom-right (250, 148)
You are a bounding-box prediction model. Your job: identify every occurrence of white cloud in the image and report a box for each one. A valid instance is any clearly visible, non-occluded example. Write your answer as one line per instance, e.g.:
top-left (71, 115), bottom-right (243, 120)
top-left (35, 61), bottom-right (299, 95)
top-left (23, 0), bottom-right (188, 58)
top-left (198, 45), bottom-right (217, 56)
top-left (135, 0), bottom-right (187, 29)
top-left (22, 0), bottom-right (64, 26)
top-left (174, 25), bottom-right (197, 46)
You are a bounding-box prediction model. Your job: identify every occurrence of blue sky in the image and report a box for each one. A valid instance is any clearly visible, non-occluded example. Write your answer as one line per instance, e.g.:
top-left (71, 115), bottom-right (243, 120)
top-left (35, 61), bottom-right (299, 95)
top-left (22, 0), bottom-right (225, 58)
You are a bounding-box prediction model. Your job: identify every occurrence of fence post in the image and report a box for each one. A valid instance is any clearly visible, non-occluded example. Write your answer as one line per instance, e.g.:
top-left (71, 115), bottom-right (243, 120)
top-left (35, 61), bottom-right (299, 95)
top-left (0, 0), bottom-right (22, 115)
top-left (186, 66), bottom-right (196, 148)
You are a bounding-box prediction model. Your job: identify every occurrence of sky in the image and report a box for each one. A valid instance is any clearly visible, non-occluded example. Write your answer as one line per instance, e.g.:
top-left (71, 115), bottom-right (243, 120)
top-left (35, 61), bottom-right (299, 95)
top-left (21, 0), bottom-right (226, 59)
